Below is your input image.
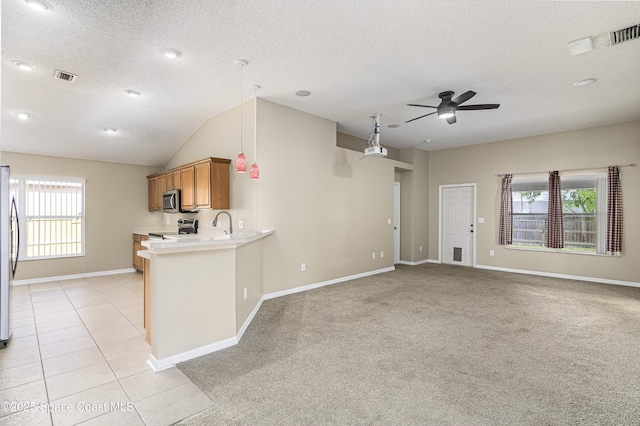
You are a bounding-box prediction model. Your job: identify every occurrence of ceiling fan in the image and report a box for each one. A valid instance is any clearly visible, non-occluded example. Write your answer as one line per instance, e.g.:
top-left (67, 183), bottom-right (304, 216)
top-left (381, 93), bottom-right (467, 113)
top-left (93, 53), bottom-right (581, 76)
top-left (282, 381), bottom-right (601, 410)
top-left (405, 90), bottom-right (500, 125)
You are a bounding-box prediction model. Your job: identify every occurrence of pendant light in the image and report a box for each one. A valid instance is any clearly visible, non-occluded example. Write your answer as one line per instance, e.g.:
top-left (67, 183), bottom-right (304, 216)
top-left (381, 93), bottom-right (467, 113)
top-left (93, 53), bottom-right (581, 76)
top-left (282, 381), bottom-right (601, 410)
top-left (249, 84), bottom-right (260, 180)
top-left (235, 60), bottom-right (248, 173)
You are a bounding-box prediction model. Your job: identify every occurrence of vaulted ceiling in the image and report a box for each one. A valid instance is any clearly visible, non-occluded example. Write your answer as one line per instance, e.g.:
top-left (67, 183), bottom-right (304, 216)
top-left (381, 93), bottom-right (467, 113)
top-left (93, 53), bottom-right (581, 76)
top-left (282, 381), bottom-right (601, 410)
top-left (2, 0), bottom-right (639, 166)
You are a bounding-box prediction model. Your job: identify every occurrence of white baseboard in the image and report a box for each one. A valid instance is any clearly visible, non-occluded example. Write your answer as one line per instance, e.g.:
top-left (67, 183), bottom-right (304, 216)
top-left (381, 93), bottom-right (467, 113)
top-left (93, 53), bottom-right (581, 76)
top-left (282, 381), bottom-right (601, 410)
top-left (12, 268), bottom-right (138, 286)
top-left (148, 266), bottom-right (396, 371)
top-left (397, 259), bottom-right (431, 266)
top-left (147, 336), bottom-right (238, 372)
top-left (475, 264), bottom-right (640, 288)
top-left (263, 266), bottom-right (395, 300)
top-left (237, 297), bottom-right (264, 342)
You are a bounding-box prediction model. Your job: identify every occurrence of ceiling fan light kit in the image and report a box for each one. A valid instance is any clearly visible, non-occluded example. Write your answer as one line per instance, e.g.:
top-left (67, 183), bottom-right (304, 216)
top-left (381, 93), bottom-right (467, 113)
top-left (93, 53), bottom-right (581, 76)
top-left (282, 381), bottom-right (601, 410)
top-left (406, 90), bottom-right (500, 125)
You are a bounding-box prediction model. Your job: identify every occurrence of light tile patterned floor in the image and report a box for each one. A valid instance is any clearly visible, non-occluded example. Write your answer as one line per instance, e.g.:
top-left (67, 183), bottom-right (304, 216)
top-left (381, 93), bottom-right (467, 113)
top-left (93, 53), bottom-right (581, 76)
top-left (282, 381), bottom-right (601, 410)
top-left (0, 272), bottom-right (212, 425)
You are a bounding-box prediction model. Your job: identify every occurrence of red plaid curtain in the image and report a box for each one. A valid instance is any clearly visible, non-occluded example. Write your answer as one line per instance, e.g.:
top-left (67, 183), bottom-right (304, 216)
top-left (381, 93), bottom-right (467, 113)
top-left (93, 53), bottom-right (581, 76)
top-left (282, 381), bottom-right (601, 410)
top-left (546, 171), bottom-right (564, 249)
top-left (498, 174), bottom-right (513, 245)
top-left (606, 166), bottom-right (623, 255)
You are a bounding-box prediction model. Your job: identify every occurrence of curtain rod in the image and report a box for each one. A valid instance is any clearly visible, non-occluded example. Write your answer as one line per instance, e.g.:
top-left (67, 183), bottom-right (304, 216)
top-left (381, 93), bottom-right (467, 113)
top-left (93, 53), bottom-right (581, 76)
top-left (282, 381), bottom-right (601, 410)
top-left (496, 163), bottom-right (636, 178)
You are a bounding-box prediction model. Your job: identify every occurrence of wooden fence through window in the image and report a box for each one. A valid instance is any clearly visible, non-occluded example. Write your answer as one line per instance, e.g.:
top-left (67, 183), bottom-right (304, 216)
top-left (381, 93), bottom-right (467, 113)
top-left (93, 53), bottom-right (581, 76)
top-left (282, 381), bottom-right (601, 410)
top-left (512, 213), bottom-right (596, 249)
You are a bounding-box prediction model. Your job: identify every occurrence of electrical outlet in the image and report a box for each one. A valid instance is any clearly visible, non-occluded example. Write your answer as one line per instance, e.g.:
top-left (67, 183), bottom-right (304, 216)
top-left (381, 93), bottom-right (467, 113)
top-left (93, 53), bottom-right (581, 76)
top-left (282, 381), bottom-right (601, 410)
top-left (372, 252), bottom-right (376, 260)
top-left (380, 251), bottom-right (384, 258)
top-left (419, 246), bottom-right (423, 252)
top-left (166, 218), bottom-right (170, 225)
top-left (490, 250), bottom-right (495, 257)
top-left (239, 220), bottom-right (244, 229)
top-left (243, 287), bottom-right (247, 300)
top-left (301, 263), bottom-right (306, 272)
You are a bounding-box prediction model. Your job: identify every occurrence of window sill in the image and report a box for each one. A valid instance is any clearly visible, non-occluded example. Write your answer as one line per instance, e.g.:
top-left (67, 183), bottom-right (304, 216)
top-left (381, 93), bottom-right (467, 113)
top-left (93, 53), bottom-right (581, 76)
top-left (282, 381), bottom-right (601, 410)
top-left (22, 254), bottom-right (85, 261)
top-left (504, 245), bottom-right (611, 257)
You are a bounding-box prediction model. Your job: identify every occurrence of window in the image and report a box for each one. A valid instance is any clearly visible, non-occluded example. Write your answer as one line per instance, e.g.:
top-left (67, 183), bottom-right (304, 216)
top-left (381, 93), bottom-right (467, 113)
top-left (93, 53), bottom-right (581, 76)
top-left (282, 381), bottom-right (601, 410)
top-left (11, 177), bottom-right (85, 260)
top-left (510, 173), bottom-right (607, 254)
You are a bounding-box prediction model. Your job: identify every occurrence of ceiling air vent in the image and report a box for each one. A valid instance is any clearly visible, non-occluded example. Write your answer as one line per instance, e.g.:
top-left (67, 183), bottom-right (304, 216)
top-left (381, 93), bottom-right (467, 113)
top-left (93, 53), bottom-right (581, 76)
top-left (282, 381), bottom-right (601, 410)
top-left (610, 23), bottom-right (640, 46)
top-left (53, 69), bottom-right (78, 83)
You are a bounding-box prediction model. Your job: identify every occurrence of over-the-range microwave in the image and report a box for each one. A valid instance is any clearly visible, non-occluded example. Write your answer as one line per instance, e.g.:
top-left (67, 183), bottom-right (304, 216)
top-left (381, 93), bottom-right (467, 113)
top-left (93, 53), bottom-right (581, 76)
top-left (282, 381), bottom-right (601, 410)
top-left (162, 189), bottom-right (181, 213)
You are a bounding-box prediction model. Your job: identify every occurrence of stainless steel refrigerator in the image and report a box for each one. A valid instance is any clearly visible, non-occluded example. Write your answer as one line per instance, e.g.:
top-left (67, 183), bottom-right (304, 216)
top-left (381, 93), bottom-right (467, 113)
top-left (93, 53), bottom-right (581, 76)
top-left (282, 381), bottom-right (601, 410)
top-left (1, 165), bottom-right (19, 349)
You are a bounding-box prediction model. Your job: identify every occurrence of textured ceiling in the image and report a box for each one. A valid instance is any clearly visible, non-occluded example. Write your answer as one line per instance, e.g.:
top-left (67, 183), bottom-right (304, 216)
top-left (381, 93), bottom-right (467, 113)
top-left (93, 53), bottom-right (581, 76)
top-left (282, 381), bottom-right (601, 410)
top-left (2, 0), bottom-right (639, 166)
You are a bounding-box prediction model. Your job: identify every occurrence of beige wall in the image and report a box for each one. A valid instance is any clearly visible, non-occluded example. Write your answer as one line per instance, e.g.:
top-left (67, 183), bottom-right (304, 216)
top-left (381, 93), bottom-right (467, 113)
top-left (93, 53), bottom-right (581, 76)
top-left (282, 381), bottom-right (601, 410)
top-left (428, 120), bottom-right (640, 283)
top-left (2, 152), bottom-right (161, 280)
top-left (337, 131), bottom-right (400, 161)
top-left (165, 98), bottom-right (405, 294)
top-left (163, 99), bottom-right (257, 233)
top-left (256, 99), bottom-right (399, 293)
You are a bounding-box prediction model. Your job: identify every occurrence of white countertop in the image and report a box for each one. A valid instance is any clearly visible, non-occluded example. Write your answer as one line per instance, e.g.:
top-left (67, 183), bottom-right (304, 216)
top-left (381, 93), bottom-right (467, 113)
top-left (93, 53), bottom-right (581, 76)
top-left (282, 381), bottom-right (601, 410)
top-left (132, 226), bottom-right (178, 236)
top-left (140, 229), bottom-right (274, 254)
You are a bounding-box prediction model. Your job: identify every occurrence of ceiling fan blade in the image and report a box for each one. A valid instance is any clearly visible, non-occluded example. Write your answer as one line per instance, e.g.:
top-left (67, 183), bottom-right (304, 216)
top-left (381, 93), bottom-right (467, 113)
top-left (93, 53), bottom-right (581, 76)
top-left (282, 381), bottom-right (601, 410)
top-left (452, 91), bottom-right (476, 105)
top-left (405, 111), bottom-right (437, 123)
top-left (456, 104), bottom-right (500, 110)
top-left (446, 115), bottom-right (457, 125)
top-left (407, 104), bottom-right (438, 109)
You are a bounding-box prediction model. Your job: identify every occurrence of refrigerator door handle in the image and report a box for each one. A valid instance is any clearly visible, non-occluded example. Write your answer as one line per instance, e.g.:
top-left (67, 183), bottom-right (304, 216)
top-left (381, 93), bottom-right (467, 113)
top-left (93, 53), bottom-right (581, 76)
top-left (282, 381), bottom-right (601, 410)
top-left (10, 197), bottom-right (19, 279)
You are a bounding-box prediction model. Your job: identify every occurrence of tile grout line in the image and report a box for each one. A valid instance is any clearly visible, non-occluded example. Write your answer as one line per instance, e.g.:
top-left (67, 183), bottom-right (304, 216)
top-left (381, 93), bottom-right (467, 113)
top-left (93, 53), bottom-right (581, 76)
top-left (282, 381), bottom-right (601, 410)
top-left (11, 274), bottom-right (197, 426)
top-left (30, 281), bottom-right (57, 426)
top-left (64, 277), bottom-right (149, 426)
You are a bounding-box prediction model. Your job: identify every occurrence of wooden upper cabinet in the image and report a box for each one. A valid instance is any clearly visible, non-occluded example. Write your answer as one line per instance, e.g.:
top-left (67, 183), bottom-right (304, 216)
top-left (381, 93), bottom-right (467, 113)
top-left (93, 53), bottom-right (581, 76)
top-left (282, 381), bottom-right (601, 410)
top-left (147, 176), bottom-right (161, 211)
top-left (172, 170), bottom-right (181, 190)
top-left (166, 169), bottom-right (181, 190)
top-left (156, 174), bottom-right (167, 204)
top-left (209, 158), bottom-right (231, 209)
top-left (194, 161), bottom-right (211, 208)
top-left (148, 157), bottom-right (230, 212)
top-left (180, 166), bottom-right (196, 210)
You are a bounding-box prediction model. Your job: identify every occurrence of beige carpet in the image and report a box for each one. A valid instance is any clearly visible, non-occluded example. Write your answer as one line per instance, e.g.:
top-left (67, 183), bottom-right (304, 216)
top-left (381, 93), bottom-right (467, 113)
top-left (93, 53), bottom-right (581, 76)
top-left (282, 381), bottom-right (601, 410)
top-left (176, 263), bottom-right (640, 425)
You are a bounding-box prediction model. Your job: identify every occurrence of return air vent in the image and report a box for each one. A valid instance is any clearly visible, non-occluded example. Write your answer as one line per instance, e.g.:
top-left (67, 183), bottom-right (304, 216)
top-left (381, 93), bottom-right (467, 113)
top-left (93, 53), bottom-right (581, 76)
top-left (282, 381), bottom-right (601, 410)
top-left (53, 69), bottom-right (78, 83)
top-left (610, 23), bottom-right (640, 46)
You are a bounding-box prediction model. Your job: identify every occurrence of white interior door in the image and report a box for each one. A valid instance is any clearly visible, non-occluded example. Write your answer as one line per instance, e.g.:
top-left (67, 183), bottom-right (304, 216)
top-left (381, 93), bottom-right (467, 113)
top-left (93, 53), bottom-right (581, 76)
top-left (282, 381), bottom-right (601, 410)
top-left (394, 182), bottom-right (400, 264)
top-left (442, 186), bottom-right (474, 266)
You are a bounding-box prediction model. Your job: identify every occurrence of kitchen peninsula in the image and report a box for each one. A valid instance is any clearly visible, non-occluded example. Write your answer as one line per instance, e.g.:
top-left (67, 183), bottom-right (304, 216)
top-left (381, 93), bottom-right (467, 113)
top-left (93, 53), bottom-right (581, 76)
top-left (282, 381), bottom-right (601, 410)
top-left (138, 230), bottom-right (274, 371)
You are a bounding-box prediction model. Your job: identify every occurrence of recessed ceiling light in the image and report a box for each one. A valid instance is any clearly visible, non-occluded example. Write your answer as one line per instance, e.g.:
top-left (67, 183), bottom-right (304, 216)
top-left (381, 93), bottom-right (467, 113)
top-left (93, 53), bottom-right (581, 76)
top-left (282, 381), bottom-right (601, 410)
top-left (16, 112), bottom-right (33, 120)
top-left (25, 0), bottom-right (51, 12)
top-left (573, 78), bottom-right (598, 87)
top-left (295, 90), bottom-right (311, 97)
top-left (103, 128), bottom-right (118, 134)
top-left (125, 90), bottom-right (141, 97)
top-left (387, 124), bottom-right (400, 128)
top-left (13, 61), bottom-right (36, 71)
top-left (162, 48), bottom-right (181, 59)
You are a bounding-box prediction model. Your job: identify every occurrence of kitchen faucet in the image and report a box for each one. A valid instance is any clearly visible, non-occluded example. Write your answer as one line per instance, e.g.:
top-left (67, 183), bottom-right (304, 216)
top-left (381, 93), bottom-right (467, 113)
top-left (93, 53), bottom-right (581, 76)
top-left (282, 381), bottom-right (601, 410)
top-left (212, 211), bottom-right (233, 235)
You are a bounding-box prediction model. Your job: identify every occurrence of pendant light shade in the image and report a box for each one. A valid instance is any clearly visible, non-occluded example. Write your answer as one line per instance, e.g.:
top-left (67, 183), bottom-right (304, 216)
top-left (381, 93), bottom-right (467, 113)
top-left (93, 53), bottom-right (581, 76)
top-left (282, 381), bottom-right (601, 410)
top-left (250, 162), bottom-right (259, 180)
top-left (235, 152), bottom-right (246, 173)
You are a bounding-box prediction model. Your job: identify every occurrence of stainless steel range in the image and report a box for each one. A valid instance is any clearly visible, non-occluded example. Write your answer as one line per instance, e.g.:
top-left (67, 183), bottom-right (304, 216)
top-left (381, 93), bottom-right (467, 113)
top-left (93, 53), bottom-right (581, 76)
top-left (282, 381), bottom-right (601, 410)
top-left (148, 218), bottom-right (198, 239)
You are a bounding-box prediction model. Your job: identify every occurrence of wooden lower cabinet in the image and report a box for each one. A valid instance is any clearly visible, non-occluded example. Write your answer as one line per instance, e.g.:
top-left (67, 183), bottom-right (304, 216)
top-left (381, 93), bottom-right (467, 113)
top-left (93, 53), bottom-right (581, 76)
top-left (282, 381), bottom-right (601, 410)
top-left (133, 234), bottom-right (148, 271)
top-left (143, 258), bottom-right (151, 344)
